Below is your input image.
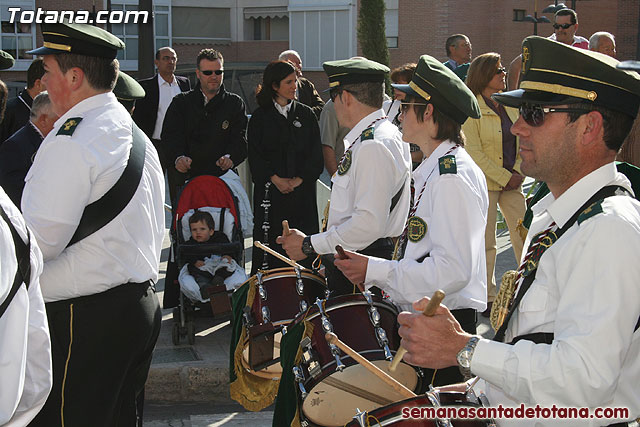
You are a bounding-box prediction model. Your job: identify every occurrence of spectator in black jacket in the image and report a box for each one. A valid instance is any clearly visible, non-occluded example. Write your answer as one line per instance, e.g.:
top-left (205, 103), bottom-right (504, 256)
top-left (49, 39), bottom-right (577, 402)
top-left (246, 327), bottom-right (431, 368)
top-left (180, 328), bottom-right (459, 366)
top-left (161, 48), bottom-right (248, 203)
top-left (0, 91), bottom-right (57, 208)
top-left (0, 58), bottom-right (45, 144)
top-left (132, 47), bottom-right (190, 171)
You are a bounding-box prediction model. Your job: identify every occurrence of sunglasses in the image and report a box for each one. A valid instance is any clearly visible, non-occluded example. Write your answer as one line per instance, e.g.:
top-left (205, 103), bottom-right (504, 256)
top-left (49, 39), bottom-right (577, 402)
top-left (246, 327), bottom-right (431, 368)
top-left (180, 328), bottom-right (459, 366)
top-left (200, 69), bottom-right (224, 76)
top-left (400, 102), bottom-right (429, 113)
top-left (553, 23), bottom-right (574, 30)
top-left (329, 88), bottom-right (358, 102)
top-left (519, 104), bottom-right (590, 127)
top-left (496, 67), bottom-right (507, 75)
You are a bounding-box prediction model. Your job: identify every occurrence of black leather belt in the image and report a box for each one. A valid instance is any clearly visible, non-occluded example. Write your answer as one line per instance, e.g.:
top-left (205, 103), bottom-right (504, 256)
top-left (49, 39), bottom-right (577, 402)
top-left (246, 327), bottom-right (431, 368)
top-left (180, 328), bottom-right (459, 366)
top-left (362, 237), bottom-right (394, 252)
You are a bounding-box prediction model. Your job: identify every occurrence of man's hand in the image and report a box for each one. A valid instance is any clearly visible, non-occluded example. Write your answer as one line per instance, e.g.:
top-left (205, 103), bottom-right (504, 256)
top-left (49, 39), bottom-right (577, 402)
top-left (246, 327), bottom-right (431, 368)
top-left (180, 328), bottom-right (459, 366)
top-left (334, 249), bottom-right (368, 289)
top-left (503, 172), bottom-right (524, 191)
top-left (271, 175), bottom-right (295, 194)
top-left (216, 155), bottom-right (233, 171)
top-left (289, 177), bottom-right (303, 189)
top-left (275, 228), bottom-right (307, 261)
top-left (175, 156), bottom-right (192, 173)
top-left (397, 297), bottom-right (471, 369)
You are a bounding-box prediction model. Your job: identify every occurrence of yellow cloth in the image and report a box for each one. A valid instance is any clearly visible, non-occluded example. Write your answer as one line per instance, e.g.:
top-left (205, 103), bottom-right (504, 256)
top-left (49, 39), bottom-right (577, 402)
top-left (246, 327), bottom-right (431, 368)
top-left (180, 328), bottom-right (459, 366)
top-left (462, 94), bottom-right (521, 191)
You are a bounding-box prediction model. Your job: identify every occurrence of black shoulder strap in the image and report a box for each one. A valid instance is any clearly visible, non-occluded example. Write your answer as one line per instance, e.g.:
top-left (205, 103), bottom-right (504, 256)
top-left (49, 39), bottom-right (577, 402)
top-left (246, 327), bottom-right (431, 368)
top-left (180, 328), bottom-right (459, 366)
top-left (0, 204), bottom-right (31, 318)
top-left (219, 207), bottom-right (226, 232)
top-left (390, 183), bottom-right (404, 213)
top-left (67, 123), bottom-right (147, 247)
top-left (494, 185), bottom-right (626, 342)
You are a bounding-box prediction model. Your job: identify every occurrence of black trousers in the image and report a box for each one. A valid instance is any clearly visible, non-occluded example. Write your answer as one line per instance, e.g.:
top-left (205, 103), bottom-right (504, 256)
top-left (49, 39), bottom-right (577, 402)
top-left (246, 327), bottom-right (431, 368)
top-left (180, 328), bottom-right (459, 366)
top-left (29, 281), bottom-right (161, 427)
top-left (417, 308), bottom-right (478, 391)
top-left (322, 237), bottom-right (394, 296)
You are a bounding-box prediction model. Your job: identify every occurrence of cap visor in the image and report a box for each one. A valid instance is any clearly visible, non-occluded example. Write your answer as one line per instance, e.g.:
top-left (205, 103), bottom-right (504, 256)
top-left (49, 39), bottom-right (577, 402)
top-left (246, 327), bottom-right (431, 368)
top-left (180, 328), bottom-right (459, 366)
top-left (617, 61), bottom-right (640, 71)
top-left (391, 83), bottom-right (421, 98)
top-left (26, 46), bottom-right (62, 56)
top-left (492, 89), bottom-right (583, 108)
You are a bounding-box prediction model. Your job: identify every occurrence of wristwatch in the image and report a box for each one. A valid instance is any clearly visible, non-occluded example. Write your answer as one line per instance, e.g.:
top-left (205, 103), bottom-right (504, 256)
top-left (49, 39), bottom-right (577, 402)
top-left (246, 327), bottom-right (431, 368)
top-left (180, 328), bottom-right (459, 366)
top-left (301, 236), bottom-right (317, 257)
top-left (456, 335), bottom-right (480, 380)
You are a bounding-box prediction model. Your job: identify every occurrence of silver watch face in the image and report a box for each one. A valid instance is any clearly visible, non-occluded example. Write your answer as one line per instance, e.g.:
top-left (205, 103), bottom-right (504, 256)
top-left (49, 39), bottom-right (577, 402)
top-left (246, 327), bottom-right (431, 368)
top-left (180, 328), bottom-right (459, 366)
top-left (457, 350), bottom-right (471, 369)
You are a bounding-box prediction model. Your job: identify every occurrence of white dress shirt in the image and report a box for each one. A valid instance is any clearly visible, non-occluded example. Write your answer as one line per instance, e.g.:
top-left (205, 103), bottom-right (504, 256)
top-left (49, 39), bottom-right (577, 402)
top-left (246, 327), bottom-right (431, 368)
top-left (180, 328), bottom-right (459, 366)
top-left (152, 73), bottom-right (182, 139)
top-left (471, 163), bottom-right (640, 426)
top-left (311, 109), bottom-right (411, 255)
top-left (365, 141), bottom-right (488, 313)
top-left (0, 189), bottom-right (52, 426)
top-left (22, 92), bottom-right (165, 302)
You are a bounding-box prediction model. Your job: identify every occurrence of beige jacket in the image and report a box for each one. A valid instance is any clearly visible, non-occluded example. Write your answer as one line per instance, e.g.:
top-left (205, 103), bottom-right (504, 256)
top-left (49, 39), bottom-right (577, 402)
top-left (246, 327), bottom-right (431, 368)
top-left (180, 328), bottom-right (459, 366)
top-left (462, 94), bottom-right (521, 191)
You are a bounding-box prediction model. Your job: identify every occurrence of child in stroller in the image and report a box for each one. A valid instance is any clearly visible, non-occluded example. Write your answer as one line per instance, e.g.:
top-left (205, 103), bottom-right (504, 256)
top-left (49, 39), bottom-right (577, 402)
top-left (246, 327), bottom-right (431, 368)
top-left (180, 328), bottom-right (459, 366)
top-left (179, 210), bottom-right (235, 300)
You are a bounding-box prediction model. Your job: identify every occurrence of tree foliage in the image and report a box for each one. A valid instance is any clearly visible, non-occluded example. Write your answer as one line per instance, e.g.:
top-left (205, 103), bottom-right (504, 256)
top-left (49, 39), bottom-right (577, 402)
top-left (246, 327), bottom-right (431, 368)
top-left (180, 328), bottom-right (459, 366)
top-left (357, 0), bottom-right (391, 94)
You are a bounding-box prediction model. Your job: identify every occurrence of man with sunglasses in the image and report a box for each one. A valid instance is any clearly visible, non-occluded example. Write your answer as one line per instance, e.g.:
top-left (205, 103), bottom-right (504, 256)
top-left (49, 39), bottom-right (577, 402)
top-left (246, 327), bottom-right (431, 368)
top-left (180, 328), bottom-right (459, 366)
top-left (396, 36), bottom-right (640, 425)
top-left (162, 48), bottom-right (248, 203)
top-left (507, 9), bottom-right (587, 91)
top-left (278, 58), bottom-right (411, 296)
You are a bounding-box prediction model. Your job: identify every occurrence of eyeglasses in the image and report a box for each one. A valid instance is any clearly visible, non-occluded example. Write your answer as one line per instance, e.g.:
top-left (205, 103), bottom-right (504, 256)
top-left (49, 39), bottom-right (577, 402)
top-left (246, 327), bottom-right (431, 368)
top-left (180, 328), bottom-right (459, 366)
top-left (496, 67), bottom-right (507, 75)
top-left (200, 69), bottom-right (224, 76)
top-left (519, 104), bottom-right (591, 127)
top-left (553, 23), bottom-right (574, 30)
top-left (400, 102), bottom-right (429, 113)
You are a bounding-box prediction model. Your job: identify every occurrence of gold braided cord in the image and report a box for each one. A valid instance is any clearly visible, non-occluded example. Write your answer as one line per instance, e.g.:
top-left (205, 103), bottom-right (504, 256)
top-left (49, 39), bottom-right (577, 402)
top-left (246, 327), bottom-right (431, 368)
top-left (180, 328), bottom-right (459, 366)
top-left (490, 270), bottom-right (518, 331)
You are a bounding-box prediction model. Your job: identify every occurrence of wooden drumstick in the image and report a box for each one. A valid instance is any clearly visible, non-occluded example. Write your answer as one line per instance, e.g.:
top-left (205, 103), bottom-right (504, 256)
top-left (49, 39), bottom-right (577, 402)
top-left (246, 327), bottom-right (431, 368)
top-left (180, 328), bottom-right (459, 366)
top-left (282, 220), bottom-right (291, 236)
top-left (325, 332), bottom-right (416, 399)
top-left (335, 245), bottom-right (348, 260)
top-left (389, 290), bottom-right (446, 372)
top-left (254, 241), bottom-right (304, 269)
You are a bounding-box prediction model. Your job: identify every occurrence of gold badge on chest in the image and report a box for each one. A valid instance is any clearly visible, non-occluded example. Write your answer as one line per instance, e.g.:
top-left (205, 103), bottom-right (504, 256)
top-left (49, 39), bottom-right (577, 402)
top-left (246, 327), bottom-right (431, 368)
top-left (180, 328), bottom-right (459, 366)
top-left (222, 120), bottom-right (229, 130)
top-left (407, 216), bottom-right (427, 242)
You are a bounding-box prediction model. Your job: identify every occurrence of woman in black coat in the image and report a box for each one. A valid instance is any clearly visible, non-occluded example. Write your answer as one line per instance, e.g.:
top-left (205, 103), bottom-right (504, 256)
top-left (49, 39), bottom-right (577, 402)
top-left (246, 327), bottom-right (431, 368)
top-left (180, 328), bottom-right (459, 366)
top-left (248, 60), bottom-right (323, 274)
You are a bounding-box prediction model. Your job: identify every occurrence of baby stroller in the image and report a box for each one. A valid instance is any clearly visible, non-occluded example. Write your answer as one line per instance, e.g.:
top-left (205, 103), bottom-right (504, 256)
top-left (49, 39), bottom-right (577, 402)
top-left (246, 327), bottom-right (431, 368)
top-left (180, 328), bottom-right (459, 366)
top-left (170, 175), bottom-right (246, 345)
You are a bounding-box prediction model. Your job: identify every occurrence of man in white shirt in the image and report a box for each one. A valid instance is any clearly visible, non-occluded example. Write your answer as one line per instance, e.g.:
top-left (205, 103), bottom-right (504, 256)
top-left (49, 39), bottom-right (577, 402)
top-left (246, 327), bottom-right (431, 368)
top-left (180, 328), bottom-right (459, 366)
top-left (23, 22), bottom-right (165, 427)
top-left (133, 47), bottom-right (191, 172)
top-left (278, 58), bottom-right (411, 295)
top-left (397, 36), bottom-right (640, 426)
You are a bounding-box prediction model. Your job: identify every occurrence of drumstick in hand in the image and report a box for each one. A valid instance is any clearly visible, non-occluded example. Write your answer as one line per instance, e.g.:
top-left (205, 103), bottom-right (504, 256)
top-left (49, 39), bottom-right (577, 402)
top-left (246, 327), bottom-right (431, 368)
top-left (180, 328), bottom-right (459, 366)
top-left (325, 332), bottom-right (416, 399)
top-left (282, 220), bottom-right (291, 236)
top-left (335, 245), bottom-right (348, 260)
top-left (389, 290), bottom-right (446, 372)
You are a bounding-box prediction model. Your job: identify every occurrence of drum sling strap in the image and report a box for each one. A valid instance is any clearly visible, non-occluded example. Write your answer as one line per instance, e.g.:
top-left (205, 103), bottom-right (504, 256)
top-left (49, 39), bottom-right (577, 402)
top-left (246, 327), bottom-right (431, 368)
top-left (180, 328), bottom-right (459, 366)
top-left (0, 205), bottom-right (31, 318)
top-left (66, 123), bottom-right (146, 248)
top-left (495, 185), bottom-right (640, 344)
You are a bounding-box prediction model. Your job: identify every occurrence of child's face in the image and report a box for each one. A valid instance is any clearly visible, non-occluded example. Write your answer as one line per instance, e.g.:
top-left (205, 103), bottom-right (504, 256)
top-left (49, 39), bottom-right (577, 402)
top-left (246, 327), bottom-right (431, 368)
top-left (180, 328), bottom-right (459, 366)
top-left (190, 220), bottom-right (214, 242)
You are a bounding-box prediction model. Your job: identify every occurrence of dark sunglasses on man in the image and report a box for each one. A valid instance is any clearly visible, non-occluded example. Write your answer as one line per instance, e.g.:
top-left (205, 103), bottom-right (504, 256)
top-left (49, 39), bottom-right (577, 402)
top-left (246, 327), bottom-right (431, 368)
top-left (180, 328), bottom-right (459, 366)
top-left (329, 88), bottom-right (358, 102)
top-left (200, 69), bottom-right (224, 76)
top-left (553, 23), bottom-right (574, 30)
top-left (519, 103), bottom-right (590, 127)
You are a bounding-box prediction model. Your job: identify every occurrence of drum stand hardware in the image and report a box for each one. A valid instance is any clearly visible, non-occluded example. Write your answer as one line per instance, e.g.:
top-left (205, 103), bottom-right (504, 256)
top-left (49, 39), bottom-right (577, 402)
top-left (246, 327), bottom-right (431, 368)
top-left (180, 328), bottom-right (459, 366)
top-left (315, 298), bottom-right (346, 371)
top-left (257, 271), bottom-right (267, 300)
top-left (293, 366), bottom-right (308, 399)
top-left (261, 306), bottom-right (271, 323)
top-left (353, 409), bottom-right (366, 427)
top-left (295, 267), bottom-right (309, 315)
top-left (426, 386), bottom-right (453, 427)
top-left (299, 337), bottom-right (321, 379)
top-left (242, 306), bottom-right (253, 329)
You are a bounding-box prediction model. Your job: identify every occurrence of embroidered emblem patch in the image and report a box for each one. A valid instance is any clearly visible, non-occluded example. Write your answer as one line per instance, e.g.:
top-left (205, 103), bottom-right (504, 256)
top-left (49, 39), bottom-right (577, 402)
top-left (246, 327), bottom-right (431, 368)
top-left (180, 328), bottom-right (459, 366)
top-left (337, 150), bottom-right (352, 175)
top-left (56, 117), bottom-right (83, 136)
top-left (439, 155), bottom-right (457, 174)
top-left (293, 119), bottom-right (302, 128)
top-left (361, 127), bottom-right (374, 141)
top-left (578, 201), bottom-right (603, 225)
top-left (221, 120), bottom-right (229, 130)
top-left (522, 229), bottom-right (558, 277)
top-left (407, 216), bottom-right (427, 242)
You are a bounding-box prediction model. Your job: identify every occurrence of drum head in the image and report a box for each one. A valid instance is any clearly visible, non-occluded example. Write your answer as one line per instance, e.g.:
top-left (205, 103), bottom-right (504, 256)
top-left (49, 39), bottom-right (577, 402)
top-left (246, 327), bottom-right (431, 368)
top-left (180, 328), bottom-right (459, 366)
top-left (302, 359), bottom-right (418, 427)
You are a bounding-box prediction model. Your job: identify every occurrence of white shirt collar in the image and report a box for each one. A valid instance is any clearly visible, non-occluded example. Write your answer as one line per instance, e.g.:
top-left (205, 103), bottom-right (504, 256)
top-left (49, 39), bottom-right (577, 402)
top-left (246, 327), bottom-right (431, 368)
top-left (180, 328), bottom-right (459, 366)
top-left (157, 73), bottom-right (177, 87)
top-left (532, 162), bottom-right (633, 228)
top-left (54, 92), bottom-right (117, 129)
top-left (273, 99), bottom-right (292, 117)
top-left (343, 109), bottom-right (386, 149)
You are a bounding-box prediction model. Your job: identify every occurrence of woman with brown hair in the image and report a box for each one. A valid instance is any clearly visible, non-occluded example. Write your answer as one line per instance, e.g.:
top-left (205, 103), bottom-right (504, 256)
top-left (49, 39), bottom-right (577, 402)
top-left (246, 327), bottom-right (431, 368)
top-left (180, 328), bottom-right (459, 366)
top-left (247, 60), bottom-right (323, 274)
top-left (462, 52), bottom-right (526, 317)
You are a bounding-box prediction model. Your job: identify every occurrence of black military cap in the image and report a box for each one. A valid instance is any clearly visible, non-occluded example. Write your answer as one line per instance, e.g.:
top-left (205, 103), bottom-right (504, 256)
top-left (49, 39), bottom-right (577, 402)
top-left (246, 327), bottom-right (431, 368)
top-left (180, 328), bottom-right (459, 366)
top-left (494, 36), bottom-right (640, 118)
top-left (323, 58), bottom-right (389, 88)
top-left (0, 49), bottom-right (15, 70)
top-left (113, 71), bottom-right (145, 101)
top-left (27, 22), bottom-right (124, 59)
top-left (392, 54), bottom-right (481, 125)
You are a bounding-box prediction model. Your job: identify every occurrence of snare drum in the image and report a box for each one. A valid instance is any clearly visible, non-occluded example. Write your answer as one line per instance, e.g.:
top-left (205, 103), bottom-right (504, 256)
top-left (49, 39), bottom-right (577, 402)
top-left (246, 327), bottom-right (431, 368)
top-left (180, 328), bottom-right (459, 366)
top-left (344, 391), bottom-right (493, 426)
top-left (241, 267), bottom-right (328, 378)
top-left (293, 292), bottom-right (422, 427)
